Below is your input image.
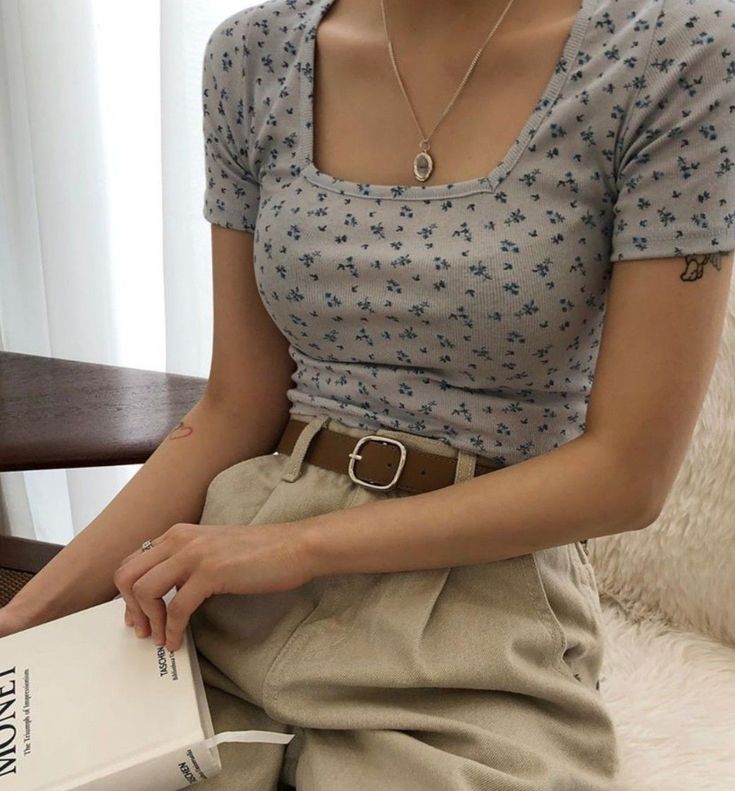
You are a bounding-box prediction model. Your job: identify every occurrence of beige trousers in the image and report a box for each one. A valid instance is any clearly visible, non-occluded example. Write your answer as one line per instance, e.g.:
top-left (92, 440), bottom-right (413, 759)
top-left (190, 412), bottom-right (621, 790)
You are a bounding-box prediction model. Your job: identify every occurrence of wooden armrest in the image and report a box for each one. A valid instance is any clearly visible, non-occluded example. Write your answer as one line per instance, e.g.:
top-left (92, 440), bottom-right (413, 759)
top-left (0, 350), bottom-right (207, 472)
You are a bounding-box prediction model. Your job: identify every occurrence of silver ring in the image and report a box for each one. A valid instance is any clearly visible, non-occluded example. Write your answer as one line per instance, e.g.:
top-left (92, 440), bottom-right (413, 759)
top-left (141, 539), bottom-right (154, 552)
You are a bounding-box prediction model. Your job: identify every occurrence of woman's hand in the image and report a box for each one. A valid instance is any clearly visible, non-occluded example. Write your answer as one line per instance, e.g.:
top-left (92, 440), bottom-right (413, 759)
top-left (113, 521), bottom-right (313, 652)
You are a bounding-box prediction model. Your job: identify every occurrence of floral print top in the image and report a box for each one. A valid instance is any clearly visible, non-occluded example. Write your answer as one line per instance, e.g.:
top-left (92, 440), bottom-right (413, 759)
top-left (202, 0), bottom-right (735, 467)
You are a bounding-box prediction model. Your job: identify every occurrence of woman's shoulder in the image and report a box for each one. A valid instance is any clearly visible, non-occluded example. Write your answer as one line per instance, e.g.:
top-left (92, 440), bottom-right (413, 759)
top-left (602, 0), bottom-right (735, 45)
top-left (639, 0), bottom-right (735, 56)
top-left (204, 0), bottom-right (314, 82)
top-left (607, 0), bottom-right (735, 109)
top-left (204, 0), bottom-right (313, 51)
top-left (610, 0), bottom-right (735, 22)
top-left (659, 0), bottom-right (735, 35)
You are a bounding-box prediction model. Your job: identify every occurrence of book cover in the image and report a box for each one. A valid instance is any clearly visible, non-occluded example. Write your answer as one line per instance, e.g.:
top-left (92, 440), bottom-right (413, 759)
top-left (0, 593), bottom-right (293, 790)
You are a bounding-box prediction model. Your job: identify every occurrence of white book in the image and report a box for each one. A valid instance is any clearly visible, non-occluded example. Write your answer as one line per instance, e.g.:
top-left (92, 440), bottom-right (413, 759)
top-left (0, 592), bottom-right (293, 790)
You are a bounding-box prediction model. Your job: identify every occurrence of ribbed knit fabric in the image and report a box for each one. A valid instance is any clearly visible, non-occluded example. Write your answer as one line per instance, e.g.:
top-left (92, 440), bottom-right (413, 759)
top-left (201, 0), bottom-right (735, 467)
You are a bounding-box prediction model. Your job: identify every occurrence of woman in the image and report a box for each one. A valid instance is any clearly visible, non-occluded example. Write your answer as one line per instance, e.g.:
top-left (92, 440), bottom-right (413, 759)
top-left (2, 0), bottom-right (734, 788)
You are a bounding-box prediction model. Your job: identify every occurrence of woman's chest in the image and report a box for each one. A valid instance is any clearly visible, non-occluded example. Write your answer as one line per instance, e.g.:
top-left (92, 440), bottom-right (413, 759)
top-left (251, 164), bottom-right (615, 377)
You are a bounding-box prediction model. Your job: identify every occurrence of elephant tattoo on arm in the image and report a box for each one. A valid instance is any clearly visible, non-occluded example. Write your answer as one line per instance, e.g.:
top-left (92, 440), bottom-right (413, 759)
top-left (680, 252), bottom-right (723, 282)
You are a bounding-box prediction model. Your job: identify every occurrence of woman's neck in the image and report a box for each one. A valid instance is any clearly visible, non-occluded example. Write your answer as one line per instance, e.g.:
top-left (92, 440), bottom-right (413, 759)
top-left (332, 0), bottom-right (576, 46)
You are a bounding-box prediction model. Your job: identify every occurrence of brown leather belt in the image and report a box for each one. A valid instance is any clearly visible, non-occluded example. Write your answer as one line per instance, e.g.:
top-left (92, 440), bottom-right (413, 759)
top-left (275, 417), bottom-right (504, 495)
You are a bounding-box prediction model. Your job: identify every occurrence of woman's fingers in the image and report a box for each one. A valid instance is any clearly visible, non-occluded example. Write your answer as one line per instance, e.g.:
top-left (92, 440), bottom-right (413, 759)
top-left (133, 585), bottom-right (169, 645)
top-left (113, 539), bottom-right (170, 636)
top-left (165, 581), bottom-right (207, 651)
top-left (116, 577), bottom-right (151, 637)
top-left (129, 556), bottom-right (185, 646)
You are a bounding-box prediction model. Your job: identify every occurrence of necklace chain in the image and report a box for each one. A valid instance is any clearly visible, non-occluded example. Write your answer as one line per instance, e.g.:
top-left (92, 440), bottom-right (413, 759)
top-left (378, 0), bottom-right (519, 182)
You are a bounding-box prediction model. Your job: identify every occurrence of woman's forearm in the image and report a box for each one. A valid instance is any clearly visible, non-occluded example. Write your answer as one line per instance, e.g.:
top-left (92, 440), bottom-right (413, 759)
top-left (299, 435), bottom-right (662, 578)
top-left (5, 394), bottom-right (289, 626)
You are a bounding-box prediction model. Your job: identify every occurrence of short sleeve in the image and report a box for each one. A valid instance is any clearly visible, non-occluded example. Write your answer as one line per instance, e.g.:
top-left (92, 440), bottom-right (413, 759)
top-left (201, 14), bottom-right (260, 233)
top-left (610, 0), bottom-right (735, 262)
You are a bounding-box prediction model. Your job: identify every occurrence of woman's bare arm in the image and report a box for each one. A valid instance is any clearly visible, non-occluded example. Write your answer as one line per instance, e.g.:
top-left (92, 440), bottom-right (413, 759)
top-left (295, 250), bottom-right (734, 577)
top-left (1, 226), bottom-right (294, 630)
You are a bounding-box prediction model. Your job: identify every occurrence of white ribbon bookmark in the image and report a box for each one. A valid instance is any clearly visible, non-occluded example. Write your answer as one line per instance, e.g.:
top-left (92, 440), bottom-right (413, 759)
top-left (204, 730), bottom-right (295, 748)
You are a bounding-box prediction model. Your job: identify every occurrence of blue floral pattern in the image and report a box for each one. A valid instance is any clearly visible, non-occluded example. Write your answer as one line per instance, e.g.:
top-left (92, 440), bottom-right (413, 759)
top-left (202, 0), bottom-right (735, 467)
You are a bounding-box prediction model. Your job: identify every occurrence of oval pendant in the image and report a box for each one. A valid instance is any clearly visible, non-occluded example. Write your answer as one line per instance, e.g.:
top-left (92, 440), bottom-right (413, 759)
top-left (413, 150), bottom-right (433, 182)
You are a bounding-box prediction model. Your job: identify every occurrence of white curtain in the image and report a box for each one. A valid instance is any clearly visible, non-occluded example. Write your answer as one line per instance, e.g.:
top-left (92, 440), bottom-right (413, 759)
top-left (0, 0), bottom-right (253, 543)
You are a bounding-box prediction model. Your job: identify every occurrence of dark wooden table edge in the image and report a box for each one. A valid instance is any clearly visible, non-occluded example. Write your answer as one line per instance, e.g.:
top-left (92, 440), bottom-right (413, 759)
top-left (0, 534), bottom-right (64, 574)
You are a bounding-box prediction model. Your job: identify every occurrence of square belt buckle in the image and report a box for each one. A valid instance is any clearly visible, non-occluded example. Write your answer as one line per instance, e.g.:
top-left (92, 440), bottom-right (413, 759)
top-left (347, 435), bottom-right (407, 491)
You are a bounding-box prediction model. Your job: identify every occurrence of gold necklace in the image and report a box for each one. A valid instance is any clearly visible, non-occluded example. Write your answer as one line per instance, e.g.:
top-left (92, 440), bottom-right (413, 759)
top-left (379, 0), bottom-right (519, 183)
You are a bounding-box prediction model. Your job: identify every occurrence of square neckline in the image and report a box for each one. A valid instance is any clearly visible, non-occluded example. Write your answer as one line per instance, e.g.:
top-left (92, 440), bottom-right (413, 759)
top-left (298, 0), bottom-right (598, 201)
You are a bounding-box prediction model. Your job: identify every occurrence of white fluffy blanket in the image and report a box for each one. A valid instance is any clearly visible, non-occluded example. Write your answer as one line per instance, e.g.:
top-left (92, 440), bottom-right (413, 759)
top-left (599, 596), bottom-right (735, 790)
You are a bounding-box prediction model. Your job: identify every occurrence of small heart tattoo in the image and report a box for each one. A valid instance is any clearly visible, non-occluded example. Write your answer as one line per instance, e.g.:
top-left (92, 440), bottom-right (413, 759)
top-left (168, 420), bottom-right (193, 440)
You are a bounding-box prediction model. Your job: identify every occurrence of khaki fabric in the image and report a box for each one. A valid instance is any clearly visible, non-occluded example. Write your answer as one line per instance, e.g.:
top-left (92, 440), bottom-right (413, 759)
top-left (190, 413), bottom-right (622, 790)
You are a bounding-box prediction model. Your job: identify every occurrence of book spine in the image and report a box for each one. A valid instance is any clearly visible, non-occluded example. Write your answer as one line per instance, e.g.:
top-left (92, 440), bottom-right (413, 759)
top-left (66, 741), bottom-right (221, 791)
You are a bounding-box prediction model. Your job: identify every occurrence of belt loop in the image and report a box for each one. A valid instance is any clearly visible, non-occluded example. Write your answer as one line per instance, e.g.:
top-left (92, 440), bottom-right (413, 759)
top-left (280, 414), bottom-right (330, 482)
top-left (453, 448), bottom-right (477, 484)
